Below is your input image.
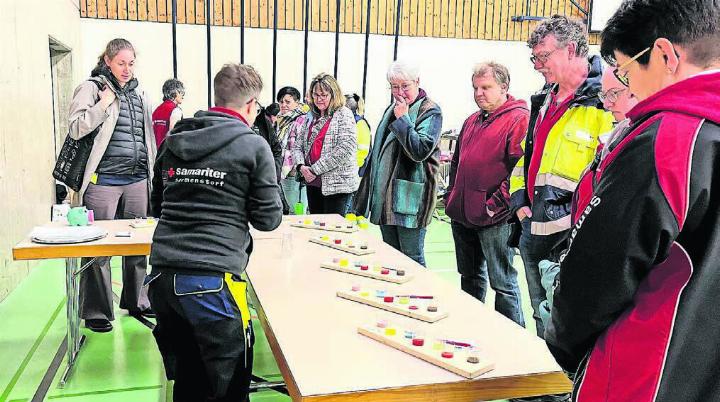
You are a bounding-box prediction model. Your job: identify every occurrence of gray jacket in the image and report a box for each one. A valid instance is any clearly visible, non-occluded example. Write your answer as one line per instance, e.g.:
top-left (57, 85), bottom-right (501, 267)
top-left (68, 75), bottom-right (156, 204)
top-left (292, 106), bottom-right (358, 196)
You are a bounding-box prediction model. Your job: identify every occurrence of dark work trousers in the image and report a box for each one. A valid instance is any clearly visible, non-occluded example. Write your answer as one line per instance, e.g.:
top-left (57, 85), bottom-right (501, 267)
top-left (306, 185), bottom-right (351, 215)
top-left (80, 180), bottom-right (150, 320)
top-left (149, 271), bottom-right (254, 402)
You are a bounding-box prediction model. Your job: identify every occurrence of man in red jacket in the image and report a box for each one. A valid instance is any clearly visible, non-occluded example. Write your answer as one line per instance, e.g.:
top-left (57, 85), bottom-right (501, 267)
top-left (445, 62), bottom-right (529, 326)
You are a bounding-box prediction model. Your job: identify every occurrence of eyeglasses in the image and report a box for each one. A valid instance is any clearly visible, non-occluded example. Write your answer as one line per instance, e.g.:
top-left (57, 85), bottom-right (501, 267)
top-left (530, 48), bottom-right (560, 65)
top-left (248, 97), bottom-right (262, 113)
top-left (312, 92), bottom-right (331, 100)
top-left (598, 88), bottom-right (626, 104)
top-left (389, 82), bottom-right (416, 92)
top-left (613, 47), bottom-right (652, 87)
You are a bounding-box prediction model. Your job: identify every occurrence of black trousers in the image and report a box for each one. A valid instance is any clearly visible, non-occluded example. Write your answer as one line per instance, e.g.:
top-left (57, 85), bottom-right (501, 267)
top-left (306, 185), bottom-right (351, 215)
top-left (148, 272), bottom-right (254, 402)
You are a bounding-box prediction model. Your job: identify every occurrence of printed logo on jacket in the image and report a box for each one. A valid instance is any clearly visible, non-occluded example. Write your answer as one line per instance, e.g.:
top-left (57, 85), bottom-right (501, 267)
top-left (167, 167), bottom-right (228, 187)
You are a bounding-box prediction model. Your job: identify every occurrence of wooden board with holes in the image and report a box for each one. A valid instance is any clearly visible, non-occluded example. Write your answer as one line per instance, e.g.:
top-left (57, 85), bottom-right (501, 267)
top-left (290, 220), bottom-right (359, 233)
top-left (309, 236), bottom-right (375, 255)
top-left (358, 326), bottom-right (494, 379)
top-left (338, 289), bottom-right (447, 322)
top-left (320, 260), bottom-right (412, 284)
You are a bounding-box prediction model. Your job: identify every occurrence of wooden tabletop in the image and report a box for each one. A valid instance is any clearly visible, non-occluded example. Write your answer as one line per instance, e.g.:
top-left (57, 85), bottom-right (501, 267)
top-left (12, 214), bottom-right (571, 400)
top-left (12, 220), bottom-right (156, 260)
top-left (11, 215), bottom-right (307, 260)
top-left (245, 216), bottom-right (572, 401)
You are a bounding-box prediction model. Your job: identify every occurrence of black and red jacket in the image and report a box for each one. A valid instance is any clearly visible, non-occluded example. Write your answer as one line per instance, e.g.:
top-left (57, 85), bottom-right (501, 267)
top-left (546, 71), bottom-right (720, 402)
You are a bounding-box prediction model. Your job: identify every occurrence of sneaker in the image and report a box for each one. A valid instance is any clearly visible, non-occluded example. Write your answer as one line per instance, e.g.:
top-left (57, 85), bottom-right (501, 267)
top-left (85, 319), bottom-right (113, 333)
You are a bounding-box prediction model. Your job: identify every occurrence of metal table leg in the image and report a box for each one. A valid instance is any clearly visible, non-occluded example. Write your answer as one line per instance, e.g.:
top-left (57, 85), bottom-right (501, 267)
top-left (58, 257), bottom-right (95, 388)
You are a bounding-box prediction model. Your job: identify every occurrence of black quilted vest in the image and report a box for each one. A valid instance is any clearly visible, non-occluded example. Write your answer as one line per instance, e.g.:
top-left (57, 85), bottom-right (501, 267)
top-left (96, 76), bottom-right (149, 176)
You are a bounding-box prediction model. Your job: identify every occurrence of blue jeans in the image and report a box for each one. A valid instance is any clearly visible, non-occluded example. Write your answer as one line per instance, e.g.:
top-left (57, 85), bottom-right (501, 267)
top-left (451, 222), bottom-right (525, 327)
top-left (519, 219), bottom-right (568, 338)
top-left (380, 225), bottom-right (427, 266)
top-left (281, 177), bottom-right (307, 214)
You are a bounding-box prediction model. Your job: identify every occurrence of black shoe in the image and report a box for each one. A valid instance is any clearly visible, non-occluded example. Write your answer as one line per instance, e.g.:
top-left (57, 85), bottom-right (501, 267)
top-left (85, 319), bottom-right (113, 333)
top-left (510, 394), bottom-right (571, 402)
top-left (129, 308), bottom-right (156, 319)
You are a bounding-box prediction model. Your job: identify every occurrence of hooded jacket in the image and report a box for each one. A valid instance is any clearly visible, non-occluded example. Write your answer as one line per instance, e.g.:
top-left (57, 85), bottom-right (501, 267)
top-left (445, 96), bottom-right (529, 228)
top-left (547, 71), bottom-right (720, 402)
top-left (150, 110), bottom-right (283, 276)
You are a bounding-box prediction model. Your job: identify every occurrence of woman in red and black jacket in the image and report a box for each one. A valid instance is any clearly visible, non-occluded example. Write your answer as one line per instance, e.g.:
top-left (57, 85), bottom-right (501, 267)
top-left (546, 2), bottom-right (720, 401)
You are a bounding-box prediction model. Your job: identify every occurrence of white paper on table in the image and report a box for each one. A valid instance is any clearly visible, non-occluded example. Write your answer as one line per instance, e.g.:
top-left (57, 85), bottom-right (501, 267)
top-left (30, 226), bottom-right (108, 244)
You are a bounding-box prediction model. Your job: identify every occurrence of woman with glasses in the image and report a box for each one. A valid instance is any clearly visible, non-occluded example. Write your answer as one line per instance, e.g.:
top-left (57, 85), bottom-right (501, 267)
top-left (291, 73), bottom-right (358, 214)
top-left (353, 60), bottom-right (443, 266)
top-left (545, 1), bottom-right (720, 401)
top-left (599, 61), bottom-right (638, 124)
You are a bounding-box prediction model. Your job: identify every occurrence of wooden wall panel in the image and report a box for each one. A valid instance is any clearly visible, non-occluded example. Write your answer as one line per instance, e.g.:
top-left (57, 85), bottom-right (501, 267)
top-left (411, 0), bottom-right (427, 36)
top-left (327, 0), bottom-right (337, 33)
top-left (148, 0), bottom-right (158, 21)
top-left (492, 0), bottom-right (502, 39)
top-left (88, 0), bottom-right (98, 17)
top-left (127, 0), bottom-right (137, 20)
top-left (79, 0), bottom-right (602, 44)
top-left (97, 0), bottom-right (108, 17)
top-left (195, 0), bottom-right (205, 25)
top-left (108, 0), bottom-right (119, 19)
top-left (157, 0), bottom-right (167, 22)
top-left (354, 0), bottom-right (363, 33)
top-left (139, 0), bottom-right (149, 21)
top-left (295, 0), bottom-right (304, 30)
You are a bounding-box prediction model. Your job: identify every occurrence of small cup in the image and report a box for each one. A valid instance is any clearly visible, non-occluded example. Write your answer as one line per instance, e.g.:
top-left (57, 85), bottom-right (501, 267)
top-left (281, 231), bottom-right (293, 254)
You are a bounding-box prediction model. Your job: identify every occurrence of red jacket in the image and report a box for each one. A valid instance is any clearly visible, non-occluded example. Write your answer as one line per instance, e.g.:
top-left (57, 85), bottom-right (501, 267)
top-left (152, 100), bottom-right (177, 146)
top-left (548, 72), bottom-right (720, 402)
top-left (445, 97), bottom-right (529, 227)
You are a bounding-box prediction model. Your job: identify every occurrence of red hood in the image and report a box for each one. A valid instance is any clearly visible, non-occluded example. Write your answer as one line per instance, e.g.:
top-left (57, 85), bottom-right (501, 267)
top-left (628, 71), bottom-right (720, 125)
top-left (492, 95), bottom-right (529, 117)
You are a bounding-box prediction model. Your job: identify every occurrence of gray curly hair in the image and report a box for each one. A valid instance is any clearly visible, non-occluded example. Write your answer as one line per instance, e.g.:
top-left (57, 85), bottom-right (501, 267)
top-left (528, 14), bottom-right (589, 58)
top-left (162, 78), bottom-right (185, 101)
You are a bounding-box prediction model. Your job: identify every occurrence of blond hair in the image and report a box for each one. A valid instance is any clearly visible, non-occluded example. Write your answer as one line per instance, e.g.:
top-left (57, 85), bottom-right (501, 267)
top-left (213, 64), bottom-right (263, 108)
top-left (472, 62), bottom-right (511, 90)
top-left (92, 38), bottom-right (135, 76)
top-left (308, 73), bottom-right (345, 116)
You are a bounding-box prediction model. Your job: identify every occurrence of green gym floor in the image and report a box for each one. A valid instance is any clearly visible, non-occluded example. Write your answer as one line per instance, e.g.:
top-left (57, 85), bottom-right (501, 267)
top-left (0, 216), bottom-right (537, 402)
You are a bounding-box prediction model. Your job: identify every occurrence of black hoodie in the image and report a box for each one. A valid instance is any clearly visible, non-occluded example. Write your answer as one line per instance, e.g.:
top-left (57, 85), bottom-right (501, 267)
top-left (150, 110), bottom-right (282, 276)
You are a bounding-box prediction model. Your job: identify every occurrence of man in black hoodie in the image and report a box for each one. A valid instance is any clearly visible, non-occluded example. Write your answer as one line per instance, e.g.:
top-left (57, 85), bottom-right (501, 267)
top-left (148, 63), bottom-right (282, 402)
